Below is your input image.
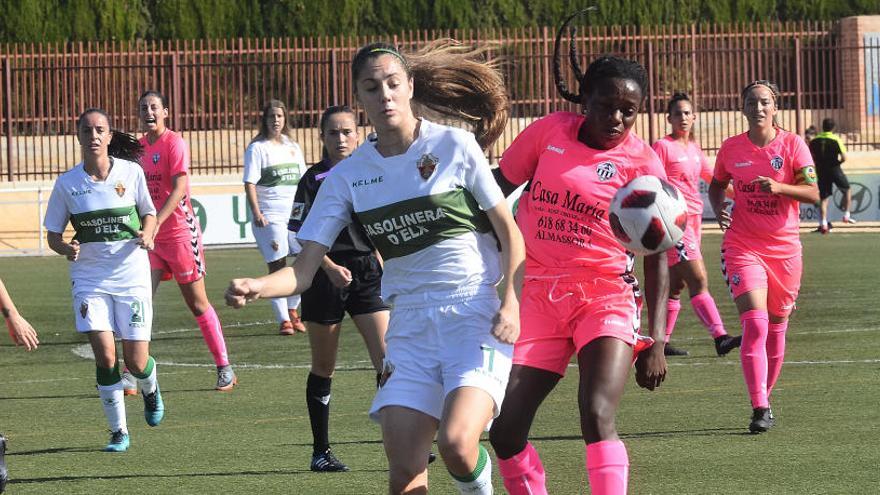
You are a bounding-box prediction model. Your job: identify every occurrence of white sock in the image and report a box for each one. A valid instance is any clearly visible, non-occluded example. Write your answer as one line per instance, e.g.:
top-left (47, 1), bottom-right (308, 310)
top-left (821, 218), bottom-right (828, 227)
top-left (97, 384), bottom-right (127, 434)
top-left (844, 211), bottom-right (851, 220)
top-left (270, 297), bottom-right (288, 323)
top-left (287, 294), bottom-right (301, 311)
top-left (135, 357), bottom-right (158, 395)
top-left (452, 445), bottom-right (493, 494)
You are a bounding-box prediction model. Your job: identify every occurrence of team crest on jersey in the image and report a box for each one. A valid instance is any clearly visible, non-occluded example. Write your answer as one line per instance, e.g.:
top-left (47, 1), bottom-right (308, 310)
top-left (80, 302), bottom-right (88, 319)
top-left (417, 153), bottom-right (439, 180)
top-left (290, 202), bottom-right (304, 221)
top-left (152, 153), bottom-right (160, 165)
top-left (770, 156), bottom-right (783, 171)
top-left (114, 181), bottom-right (126, 197)
top-left (596, 161), bottom-right (617, 182)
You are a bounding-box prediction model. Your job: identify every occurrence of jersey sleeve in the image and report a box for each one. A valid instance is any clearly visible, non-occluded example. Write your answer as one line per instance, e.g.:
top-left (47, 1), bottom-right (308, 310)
top-left (43, 179), bottom-right (70, 234)
top-left (834, 135), bottom-right (848, 155)
top-left (698, 145), bottom-right (714, 182)
top-left (790, 134), bottom-right (815, 172)
top-left (288, 170), bottom-right (316, 233)
top-left (639, 141), bottom-right (668, 179)
top-left (295, 169), bottom-right (351, 249)
top-left (651, 139), bottom-right (668, 167)
top-left (713, 143), bottom-right (732, 183)
top-left (463, 134), bottom-right (505, 211)
top-left (167, 133), bottom-right (190, 177)
top-left (242, 142), bottom-right (262, 184)
top-left (498, 115), bottom-right (552, 186)
top-left (134, 166), bottom-right (157, 217)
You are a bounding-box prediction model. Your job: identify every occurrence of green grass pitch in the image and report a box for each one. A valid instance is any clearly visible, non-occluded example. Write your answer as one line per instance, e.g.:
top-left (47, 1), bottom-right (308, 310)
top-left (1, 233), bottom-right (879, 494)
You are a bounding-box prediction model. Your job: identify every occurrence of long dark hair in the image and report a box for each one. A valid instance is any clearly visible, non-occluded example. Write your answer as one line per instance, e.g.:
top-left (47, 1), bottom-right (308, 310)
top-left (77, 108), bottom-right (143, 162)
top-left (351, 40), bottom-right (509, 149)
top-left (251, 99), bottom-right (295, 144)
top-left (318, 105), bottom-right (357, 161)
top-left (552, 9), bottom-right (647, 105)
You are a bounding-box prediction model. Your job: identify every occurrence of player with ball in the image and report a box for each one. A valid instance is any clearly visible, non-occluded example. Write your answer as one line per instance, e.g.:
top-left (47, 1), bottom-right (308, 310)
top-left (488, 11), bottom-right (676, 495)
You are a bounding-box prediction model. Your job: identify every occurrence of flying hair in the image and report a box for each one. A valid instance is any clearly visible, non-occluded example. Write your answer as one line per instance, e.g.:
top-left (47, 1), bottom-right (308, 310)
top-left (351, 40), bottom-right (509, 149)
top-left (553, 7), bottom-right (598, 104)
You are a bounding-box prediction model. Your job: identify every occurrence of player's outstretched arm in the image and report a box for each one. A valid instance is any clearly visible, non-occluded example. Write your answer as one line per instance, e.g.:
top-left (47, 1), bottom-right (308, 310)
top-left (0, 277), bottom-right (39, 351)
top-left (635, 252), bottom-right (668, 391)
top-left (226, 240), bottom-right (328, 308)
top-left (486, 201), bottom-right (525, 345)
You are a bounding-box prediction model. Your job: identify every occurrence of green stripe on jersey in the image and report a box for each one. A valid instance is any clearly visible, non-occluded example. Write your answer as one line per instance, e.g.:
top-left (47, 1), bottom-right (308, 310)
top-left (357, 188), bottom-right (492, 260)
top-left (257, 163), bottom-right (302, 187)
top-left (71, 206), bottom-right (141, 243)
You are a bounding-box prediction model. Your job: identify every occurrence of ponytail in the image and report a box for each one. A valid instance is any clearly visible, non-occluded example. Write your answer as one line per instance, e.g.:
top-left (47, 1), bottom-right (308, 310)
top-left (108, 130), bottom-right (144, 162)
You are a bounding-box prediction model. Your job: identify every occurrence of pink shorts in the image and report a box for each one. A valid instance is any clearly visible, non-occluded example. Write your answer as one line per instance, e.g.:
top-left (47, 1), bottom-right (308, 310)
top-left (514, 275), bottom-right (642, 376)
top-left (667, 214), bottom-right (703, 266)
top-left (721, 247), bottom-right (802, 318)
top-left (149, 237), bottom-right (206, 284)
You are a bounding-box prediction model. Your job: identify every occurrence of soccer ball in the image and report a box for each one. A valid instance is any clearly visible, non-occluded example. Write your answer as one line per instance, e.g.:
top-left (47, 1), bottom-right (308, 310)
top-left (608, 175), bottom-right (687, 256)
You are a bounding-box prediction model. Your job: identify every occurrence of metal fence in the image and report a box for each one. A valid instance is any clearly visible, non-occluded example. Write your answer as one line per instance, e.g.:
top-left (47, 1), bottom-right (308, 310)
top-left (1, 20), bottom-right (878, 182)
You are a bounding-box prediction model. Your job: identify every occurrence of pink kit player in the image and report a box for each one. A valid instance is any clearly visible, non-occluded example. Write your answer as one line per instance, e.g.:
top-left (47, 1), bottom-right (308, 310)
top-left (652, 93), bottom-right (741, 357)
top-left (709, 80), bottom-right (819, 433)
top-left (488, 22), bottom-right (669, 495)
top-left (137, 90), bottom-right (237, 391)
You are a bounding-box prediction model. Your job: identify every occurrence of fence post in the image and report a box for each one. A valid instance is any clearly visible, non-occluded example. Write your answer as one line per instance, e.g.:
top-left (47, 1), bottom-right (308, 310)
top-left (4, 56), bottom-right (12, 182)
top-left (645, 41), bottom-right (656, 144)
top-left (330, 48), bottom-right (338, 106)
top-left (171, 51), bottom-right (181, 131)
top-left (794, 37), bottom-right (803, 136)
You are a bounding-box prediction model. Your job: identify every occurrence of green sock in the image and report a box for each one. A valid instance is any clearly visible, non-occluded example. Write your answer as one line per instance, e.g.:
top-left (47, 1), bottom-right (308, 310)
top-left (96, 362), bottom-right (121, 386)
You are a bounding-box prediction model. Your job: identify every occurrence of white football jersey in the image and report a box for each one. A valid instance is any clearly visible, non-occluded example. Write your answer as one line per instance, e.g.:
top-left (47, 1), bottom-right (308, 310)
top-left (243, 136), bottom-right (307, 222)
top-left (44, 159), bottom-right (156, 296)
top-left (297, 119), bottom-right (504, 302)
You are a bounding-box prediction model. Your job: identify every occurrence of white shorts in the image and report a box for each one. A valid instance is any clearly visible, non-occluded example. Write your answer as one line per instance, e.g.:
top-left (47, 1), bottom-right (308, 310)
top-left (369, 290), bottom-right (513, 424)
top-left (73, 292), bottom-right (152, 341)
top-left (252, 220), bottom-right (301, 262)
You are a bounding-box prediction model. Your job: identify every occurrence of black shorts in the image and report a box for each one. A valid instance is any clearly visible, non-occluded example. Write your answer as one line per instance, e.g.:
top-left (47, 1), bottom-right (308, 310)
top-left (818, 167), bottom-right (850, 199)
top-left (301, 252), bottom-right (389, 325)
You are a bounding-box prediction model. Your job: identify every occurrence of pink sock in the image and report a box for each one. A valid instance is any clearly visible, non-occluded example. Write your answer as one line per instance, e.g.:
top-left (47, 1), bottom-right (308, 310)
top-left (586, 440), bottom-right (629, 495)
top-left (690, 292), bottom-right (727, 338)
top-left (665, 298), bottom-right (681, 343)
top-left (496, 442), bottom-right (547, 495)
top-left (766, 320), bottom-right (788, 399)
top-left (196, 306), bottom-right (230, 367)
top-left (740, 310), bottom-right (770, 408)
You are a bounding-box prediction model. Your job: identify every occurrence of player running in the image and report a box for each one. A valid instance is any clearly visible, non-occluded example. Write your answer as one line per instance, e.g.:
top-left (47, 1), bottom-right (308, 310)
top-left (487, 16), bottom-right (669, 493)
top-left (708, 80), bottom-right (819, 433)
top-left (287, 105), bottom-right (390, 472)
top-left (652, 93), bottom-right (741, 357)
top-left (227, 40), bottom-right (524, 494)
top-left (244, 99), bottom-right (309, 335)
top-left (44, 108), bottom-right (165, 452)
top-left (137, 90), bottom-right (236, 391)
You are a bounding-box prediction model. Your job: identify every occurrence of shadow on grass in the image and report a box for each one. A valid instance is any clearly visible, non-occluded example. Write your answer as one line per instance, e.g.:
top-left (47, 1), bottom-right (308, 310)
top-left (520, 427), bottom-right (745, 443)
top-left (8, 446), bottom-right (95, 456)
top-left (10, 466), bottom-right (388, 484)
top-left (0, 393), bottom-right (96, 401)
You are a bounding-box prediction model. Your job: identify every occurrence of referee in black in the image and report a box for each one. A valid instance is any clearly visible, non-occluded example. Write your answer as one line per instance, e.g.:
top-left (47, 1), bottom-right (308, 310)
top-left (809, 118), bottom-right (854, 233)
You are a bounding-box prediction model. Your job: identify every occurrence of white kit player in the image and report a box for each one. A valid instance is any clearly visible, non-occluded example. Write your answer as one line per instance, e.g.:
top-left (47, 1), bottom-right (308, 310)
top-left (44, 109), bottom-right (164, 453)
top-left (243, 99), bottom-right (309, 334)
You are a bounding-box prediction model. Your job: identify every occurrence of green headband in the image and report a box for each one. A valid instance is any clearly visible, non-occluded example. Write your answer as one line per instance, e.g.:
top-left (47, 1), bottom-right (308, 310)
top-left (369, 47), bottom-right (409, 69)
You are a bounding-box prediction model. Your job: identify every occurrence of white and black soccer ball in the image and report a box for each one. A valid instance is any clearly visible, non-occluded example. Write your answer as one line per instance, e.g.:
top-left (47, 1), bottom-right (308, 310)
top-left (608, 175), bottom-right (688, 256)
